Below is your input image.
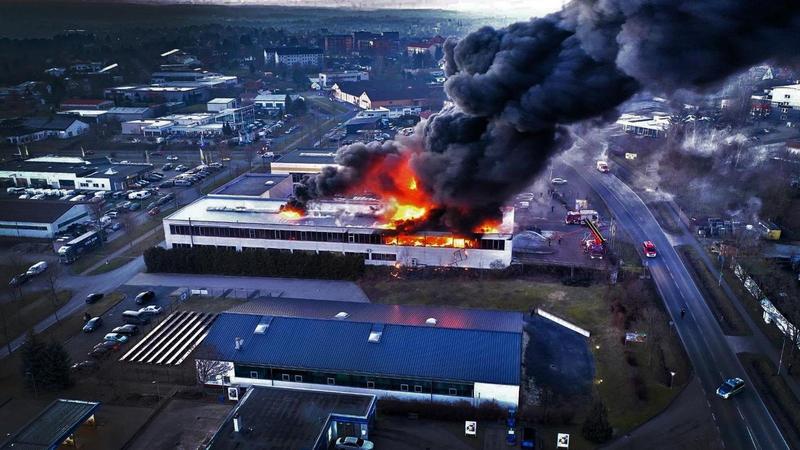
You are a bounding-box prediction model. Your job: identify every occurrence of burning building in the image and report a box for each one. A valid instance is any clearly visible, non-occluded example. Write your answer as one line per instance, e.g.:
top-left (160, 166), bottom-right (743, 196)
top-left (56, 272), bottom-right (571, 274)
top-left (163, 194), bottom-right (513, 269)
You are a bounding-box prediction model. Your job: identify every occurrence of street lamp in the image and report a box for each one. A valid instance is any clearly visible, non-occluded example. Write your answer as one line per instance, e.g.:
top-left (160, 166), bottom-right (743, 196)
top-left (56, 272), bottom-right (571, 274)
top-left (669, 371), bottom-right (677, 389)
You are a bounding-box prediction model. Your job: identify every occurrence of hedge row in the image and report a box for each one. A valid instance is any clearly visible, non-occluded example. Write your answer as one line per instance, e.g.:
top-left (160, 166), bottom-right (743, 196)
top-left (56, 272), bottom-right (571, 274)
top-left (144, 246), bottom-right (365, 280)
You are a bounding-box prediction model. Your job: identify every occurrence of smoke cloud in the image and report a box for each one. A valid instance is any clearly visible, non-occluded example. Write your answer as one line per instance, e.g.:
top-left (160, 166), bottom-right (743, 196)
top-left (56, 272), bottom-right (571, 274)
top-left (291, 0), bottom-right (800, 233)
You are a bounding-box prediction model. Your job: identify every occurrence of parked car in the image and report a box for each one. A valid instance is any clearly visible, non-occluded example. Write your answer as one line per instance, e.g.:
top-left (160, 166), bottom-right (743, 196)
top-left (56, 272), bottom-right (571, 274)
top-left (71, 360), bottom-right (100, 373)
top-left (166, 155), bottom-right (179, 161)
top-left (162, 163), bottom-right (173, 171)
top-left (111, 324), bottom-right (139, 336)
top-left (26, 261), bottom-right (48, 275)
top-left (159, 180), bottom-right (175, 188)
top-left (88, 346), bottom-right (112, 359)
top-left (550, 177), bottom-right (568, 185)
top-left (335, 437), bottom-right (374, 450)
top-left (104, 333), bottom-right (129, 344)
top-left (128, 203), bottom-right (141, 211)
top-left (148, 206), bottom-right (161, 216)
top-left (110, 222), bottom-right (123, 231)
top-left (85, 292), bottom-right (104, 304)
top-left (9, 272), bottom-right (31, 287)
top-left (82, 317), bottom-right (103, 333)
top-left (135, 290), bottom-right (155, 304)
top-left (138, 305), bottom-right (163, 315)
top-left (716, 377), bottom-right (745, 399)
top-left (175, 164), bottom-right (188, 171)
top-left (107, 211), bottom-right (119, 219)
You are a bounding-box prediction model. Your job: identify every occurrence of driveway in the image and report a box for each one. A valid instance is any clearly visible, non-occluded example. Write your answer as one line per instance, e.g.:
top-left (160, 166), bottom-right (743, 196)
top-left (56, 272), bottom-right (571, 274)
top-left (125, 273), bottom-right (369, 302)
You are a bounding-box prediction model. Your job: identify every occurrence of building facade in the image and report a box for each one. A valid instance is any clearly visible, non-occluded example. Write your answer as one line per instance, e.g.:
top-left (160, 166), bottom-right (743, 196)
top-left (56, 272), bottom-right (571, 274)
top-left (163, 196), bottom-right (513, 269)
top-left (264, 47), bottom-right (323, 66)
top-left (0, 156), bottom-right (153, 191)
top-left (0, 200), bottom-right (91, 239)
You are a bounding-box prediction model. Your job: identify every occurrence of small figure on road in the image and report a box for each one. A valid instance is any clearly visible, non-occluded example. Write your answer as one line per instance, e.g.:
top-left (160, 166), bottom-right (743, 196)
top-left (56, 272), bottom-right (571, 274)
top-left (680, 308), bottom-right (686, 319)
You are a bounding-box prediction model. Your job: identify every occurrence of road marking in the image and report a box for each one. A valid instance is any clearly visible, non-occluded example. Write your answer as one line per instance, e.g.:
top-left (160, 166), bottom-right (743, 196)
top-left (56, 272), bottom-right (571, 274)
top-left (746, 425), bottom-right (759, 450)
top-left (737, 406), bottom-right (745, 420)
top-left (712, 413), bottom-right (717, 422)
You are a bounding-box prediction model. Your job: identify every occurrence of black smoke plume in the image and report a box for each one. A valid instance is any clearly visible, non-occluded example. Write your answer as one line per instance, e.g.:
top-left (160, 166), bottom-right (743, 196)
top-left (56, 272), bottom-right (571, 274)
top-left (290, 0), bottom-right (800, 232)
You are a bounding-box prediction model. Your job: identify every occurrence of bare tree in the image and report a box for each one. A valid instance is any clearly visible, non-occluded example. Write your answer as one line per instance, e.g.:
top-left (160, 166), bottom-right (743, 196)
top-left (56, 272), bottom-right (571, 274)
top-left (194, 346), bottom-right (232, 385)
top-left (43, 265), bottom-right (63, 325)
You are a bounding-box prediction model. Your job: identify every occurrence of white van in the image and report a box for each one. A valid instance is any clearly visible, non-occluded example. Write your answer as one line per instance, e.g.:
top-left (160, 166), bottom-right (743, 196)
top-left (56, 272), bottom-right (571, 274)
top-left (128, 191), bottom-right (152, 200)
top-left (26, 261), bottom-right (48, 275)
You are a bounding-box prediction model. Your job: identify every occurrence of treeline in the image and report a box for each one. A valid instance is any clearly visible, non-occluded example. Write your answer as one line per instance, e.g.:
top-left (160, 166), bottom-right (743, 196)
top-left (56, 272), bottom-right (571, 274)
top-left (144, 246), bottom-right (365, 280)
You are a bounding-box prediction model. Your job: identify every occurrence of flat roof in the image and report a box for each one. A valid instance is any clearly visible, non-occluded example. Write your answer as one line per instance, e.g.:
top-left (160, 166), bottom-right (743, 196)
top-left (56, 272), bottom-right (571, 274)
top-left (212, 173), bottom-right (291, 197)
top-left (0, 399), bottom-right (100, 450)
top-left (0, 158), bottom-right (152, 178)
top-left (274, 147), bottom-right (338, 165)
top-left (208, 98), bottom-right (235, 103)
top-left (107, 107), bottom-right (151, 114)
top-left (227, 297), bottom-right (524, 333)
top-left (201, 313), bottom-right (521, 385)
top-left (209, 387), bottom-right (373, 450)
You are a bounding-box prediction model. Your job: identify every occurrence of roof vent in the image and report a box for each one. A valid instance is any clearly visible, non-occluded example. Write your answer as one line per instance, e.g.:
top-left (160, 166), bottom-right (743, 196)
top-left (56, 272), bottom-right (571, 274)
top-left (234, 337), bottom-right (244, 350)
top-left (334, 311), bottom-right (349, 320)
top-left (254, 316), bottom-right (273, 334)
top-left (425, 317), bottom-right (437, 326)
top-left (368, 323), bottom-right (385, 343)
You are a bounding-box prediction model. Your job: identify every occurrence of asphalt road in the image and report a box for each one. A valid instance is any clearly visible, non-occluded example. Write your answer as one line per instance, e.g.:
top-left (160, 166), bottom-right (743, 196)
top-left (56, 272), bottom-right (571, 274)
top-left (572, 163), bottom-right (788, 450)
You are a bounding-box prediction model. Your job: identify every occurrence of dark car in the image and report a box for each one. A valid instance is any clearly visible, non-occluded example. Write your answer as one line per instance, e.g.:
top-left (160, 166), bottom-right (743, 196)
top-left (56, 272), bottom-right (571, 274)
top-left (93, 340), bottom-right (120, 351)
top-left (135, 290), bottom-right (155, 304)
top-left (128, 203), bottom-right (141, 211)
top-left (159, 180), bottom-right (174, 188)
top-left (88, 346), bottom-right (112, 359)
top-left (111, 324), bottom-right (139, 336)
top-left (71, 360), bottom-right (100, 373)
top-left (82, 317), bottom-right (103, 332)
top-left (85, 293), bottom-right (104, 304)
top-left (9, 272), bottom-right (31, 287)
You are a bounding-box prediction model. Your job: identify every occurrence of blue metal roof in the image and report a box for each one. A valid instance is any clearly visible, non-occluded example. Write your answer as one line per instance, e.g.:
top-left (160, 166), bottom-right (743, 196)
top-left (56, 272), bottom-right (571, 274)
top-left (202, 313), bottom-right (521, 386)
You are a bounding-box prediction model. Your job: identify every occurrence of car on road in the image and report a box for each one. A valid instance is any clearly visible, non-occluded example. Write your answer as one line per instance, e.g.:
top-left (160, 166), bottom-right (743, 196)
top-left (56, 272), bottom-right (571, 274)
top-left (71, 360), bottom-right (100, 373)
top-left (82, 317), bottom-right (103, 333)
top-left (335, 437), bottom-right (374, 450)
top-left (26, 261), bottom-right (48, 275)
top-left (112, 324), bottom-right (139, 335)
top-left (104, 333), bottom-right (129, 344)
top-left (9, 272), bottom-right (31, 287)
top-left (148, 207), bottom-right (161, 216)
top-left (166, 155), bottom-right (179, 161)
top-left (85, 292), bottom-right (104, 304)
top-left (138, 305), bottom-right (163, 315)
top-left (716, 377), bottom-right (745, 399)
top-left (550, 177), bottom-right (568, 185)
top-left (642, 240), bottom-right (658, 258)
top-left (135, 290), bottom-right (155, 304)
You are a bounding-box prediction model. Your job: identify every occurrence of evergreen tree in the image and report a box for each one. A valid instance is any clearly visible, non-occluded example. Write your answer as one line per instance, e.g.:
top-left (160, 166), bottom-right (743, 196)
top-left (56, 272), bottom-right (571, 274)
top-left (20, 333), bottom-right (72, 392)
top-left (581, 399), bottom-right (613, 443)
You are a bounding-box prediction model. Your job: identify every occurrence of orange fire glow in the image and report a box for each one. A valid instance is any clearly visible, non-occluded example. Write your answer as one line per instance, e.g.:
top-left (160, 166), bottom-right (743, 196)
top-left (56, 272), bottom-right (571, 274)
top-left (279, 205), bottom-right (304, 219)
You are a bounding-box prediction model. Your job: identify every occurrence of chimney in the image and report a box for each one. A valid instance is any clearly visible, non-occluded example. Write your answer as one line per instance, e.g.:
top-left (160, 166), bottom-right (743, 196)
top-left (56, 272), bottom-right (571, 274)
top-left (233, 413), bottom-right (242, 433)
top-left (234, 337), bottom-right (244, 351)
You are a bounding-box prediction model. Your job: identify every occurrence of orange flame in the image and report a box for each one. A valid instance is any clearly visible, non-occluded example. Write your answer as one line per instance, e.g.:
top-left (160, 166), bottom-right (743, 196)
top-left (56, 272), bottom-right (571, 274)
top-left (279, 205), bottom-right (304, 219)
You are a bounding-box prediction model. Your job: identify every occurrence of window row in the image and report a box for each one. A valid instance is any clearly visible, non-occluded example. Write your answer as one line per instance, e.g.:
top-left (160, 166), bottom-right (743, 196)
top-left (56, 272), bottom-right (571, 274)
top-left (233, 365), bottom-right (473, 397)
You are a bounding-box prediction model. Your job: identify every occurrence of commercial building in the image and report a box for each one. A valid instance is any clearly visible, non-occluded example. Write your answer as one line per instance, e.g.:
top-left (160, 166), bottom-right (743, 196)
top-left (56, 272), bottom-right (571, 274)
top-left (0, 399), bottom-right (100, 450)
top-left (212, 172), bottom-right (294, 198)
top-left (106, 107), bottom-right (154, 122)
top-left (60, 98), bottom-right (114, 110)
top-left (762, 83), bottom-right (800, 124)
top-left (0, 199), bottom-right (91, 239)
top-left (121, 119), bottom-right (174, 135)
top-left (1, 117), bottom-right (90, 144)
top-left (0, 156), bottom-right (153, 191)
top-left (331, 81), bottom-right (443, 110)
top-left (207, 386), bottom-right (375, 450)
top-left (269, 147), bottom-right (338, 181)
top-left (105, 85), bottom-right (209, 105)
top-left (317, 70), bottom-right (369, 89)
top-left (264, 47), bottom-right (323, 67)
top-left (616, 113), bottom-right (671, 138)
top-left (195, 297), bottom-right (522, 406)
top-left (253, 93), bottom-right (303, 112)
top-left (207, 98), bottom-right (237, 112)
top-left (324, 34), bottom-right (354, 55)
top-left (57, 109), bottom-right (109, 124)
top-left (163, 195), bottom-right (514, 269)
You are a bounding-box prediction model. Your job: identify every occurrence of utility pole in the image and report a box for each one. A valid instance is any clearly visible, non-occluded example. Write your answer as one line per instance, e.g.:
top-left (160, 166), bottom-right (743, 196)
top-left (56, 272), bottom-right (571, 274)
top-left (777, 334), bottom-right (787, 376)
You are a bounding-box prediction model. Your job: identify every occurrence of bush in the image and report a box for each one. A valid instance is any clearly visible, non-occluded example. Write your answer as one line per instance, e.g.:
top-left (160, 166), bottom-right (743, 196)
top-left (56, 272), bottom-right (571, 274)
top-left (632, 374), bottom-right (648, 401)
top-left (144, 246), bottom-right (365, 280)
top-left (582, 399), bottom-right (614, 443)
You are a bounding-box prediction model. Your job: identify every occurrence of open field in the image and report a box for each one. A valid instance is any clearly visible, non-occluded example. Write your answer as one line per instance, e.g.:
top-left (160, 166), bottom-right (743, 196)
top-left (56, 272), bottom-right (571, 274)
top-left (676, 246), bottom-right (750, 336)
top-left (363, 275), bottom-right (690, 438)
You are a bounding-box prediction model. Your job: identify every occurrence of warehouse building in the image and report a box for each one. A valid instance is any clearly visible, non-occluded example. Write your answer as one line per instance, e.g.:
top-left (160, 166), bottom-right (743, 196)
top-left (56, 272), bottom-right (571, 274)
top-left (0, 199), bottom-right (91, 239)
top-left (269, 147), bottom-right (338, 181)
top-left (163, 196), bottom-right (513, 269)
top-left (211, 172), bottom-right (294, 198)
top-left (195, 297), bottom-right (523, 407)
top-left (0, 156), bottom-right (153, 191)
top-left (208, 386), bottom-right (375, 450)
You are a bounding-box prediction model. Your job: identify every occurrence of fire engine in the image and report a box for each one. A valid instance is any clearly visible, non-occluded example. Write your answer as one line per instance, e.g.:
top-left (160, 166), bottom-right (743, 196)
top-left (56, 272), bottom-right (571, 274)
top-left (583, 219), bottom-right (606, 259)
top-left (566, 209), bottom-right (599, 225)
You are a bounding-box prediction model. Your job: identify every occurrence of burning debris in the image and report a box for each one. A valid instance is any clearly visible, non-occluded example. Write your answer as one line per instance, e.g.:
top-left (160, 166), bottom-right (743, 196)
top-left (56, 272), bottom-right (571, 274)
top-left (289, 0), bottom-right (800, 233)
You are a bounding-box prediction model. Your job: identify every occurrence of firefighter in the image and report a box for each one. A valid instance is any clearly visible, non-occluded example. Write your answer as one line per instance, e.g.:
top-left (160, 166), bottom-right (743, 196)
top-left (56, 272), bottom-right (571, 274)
top-left (680, 307), bottom-right (686, 319)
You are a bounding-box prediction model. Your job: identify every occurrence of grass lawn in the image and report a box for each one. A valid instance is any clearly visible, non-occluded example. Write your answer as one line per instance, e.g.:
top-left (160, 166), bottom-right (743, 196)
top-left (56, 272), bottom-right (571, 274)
top-left (0, 289), bottom-right (72, 349)
top-left (676, 245), bottom-right (750, 336)
top-left (86, 228), bottom-right (166, 276)
top-left (362, 276), bottom-right (690, 438)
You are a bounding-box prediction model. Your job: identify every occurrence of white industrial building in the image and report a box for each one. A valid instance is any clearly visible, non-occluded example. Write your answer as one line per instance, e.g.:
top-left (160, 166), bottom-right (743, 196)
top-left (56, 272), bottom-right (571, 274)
top-left (0, 156), bottom-right (153, 191)
top-left (264, 47), bottom-right (323, 66)
top-left (253, 93), bottom-right (303, 112)
top-left (0, 199), bottom-right (91, 239)
top-left (616, 112), bottom-right (671, 138)
top-left (269, 147), bottom-right (339, 181)
top-left (163, 195), bottom-right (513, 269)
top-left (768, 84), bottom-right (800, 109)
